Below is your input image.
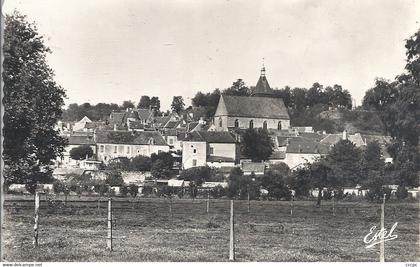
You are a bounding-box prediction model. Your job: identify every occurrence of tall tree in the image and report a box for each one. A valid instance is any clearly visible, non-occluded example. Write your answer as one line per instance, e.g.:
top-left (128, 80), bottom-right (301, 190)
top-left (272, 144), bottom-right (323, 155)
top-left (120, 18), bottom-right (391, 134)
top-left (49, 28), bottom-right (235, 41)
top-left (405, 28), bottom-right (420, 85)
top-left (150, 96), bottom-right (161, 111)
top-left (3, 12), bottom-right (67, 188)
top-left (137, 95), bottom-right (151, 109)
top-left (223, 79), bottom-right (250, 96)
top-left (241, 128), bottom-right (274, 162)
top-left (171, 96), bottom-right (185, 114)
top-left (121, 100), bottom-right (135, 110)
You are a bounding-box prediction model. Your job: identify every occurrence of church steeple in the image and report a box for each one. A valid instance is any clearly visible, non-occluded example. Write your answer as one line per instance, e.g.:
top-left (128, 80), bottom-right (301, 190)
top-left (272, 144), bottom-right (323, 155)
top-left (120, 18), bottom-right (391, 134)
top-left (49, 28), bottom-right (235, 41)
top-left (252, 60), bottom-right (272, 97)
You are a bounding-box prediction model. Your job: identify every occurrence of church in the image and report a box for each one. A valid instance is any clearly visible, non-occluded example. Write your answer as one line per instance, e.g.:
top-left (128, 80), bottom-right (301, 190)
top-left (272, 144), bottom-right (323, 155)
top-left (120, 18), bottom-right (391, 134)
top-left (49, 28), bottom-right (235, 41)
top-left (213, 66), bottom-right (290, 131)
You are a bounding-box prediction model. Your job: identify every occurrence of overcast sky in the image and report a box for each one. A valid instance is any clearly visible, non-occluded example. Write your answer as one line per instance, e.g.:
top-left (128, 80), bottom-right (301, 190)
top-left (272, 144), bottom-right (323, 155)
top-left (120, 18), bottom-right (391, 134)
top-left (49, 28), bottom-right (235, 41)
top-left (4, 0), bottom-right (420, 110)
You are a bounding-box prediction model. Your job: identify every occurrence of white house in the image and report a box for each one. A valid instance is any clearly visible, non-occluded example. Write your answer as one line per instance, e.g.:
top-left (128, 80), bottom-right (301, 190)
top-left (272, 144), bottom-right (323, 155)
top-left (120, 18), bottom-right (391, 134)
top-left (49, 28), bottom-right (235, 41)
top-left (182, 131), bottom-right (239, 169)
top-left (95, 130), bottom-right (170, 163)
top-left (285, 139), bottom-right (330, 169)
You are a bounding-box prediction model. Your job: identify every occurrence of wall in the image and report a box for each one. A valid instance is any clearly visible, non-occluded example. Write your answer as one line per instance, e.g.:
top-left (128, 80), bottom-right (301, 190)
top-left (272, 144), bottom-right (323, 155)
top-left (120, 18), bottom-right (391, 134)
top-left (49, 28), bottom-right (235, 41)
top-left (284, 153), bottom-right (324, 169)
top-left (96, 143), bottom-right (169, 162)
top-left (214, 115), bottom-right (290, 131)
top-left (182, 141), bottom-right (207, 169)
top-left (208, 143), bottom-right (237, 160)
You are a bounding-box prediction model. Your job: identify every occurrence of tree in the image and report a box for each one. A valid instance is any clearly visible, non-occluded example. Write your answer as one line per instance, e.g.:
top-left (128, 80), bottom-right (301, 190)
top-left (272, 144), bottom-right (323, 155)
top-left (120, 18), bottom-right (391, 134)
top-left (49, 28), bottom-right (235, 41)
top-left (241, 128), bottom-right (273, 162)
top-left (151, 159), bottom-right (172, 178)
top-left (137, 96), bottom-right (151, 109)
top-left (128, 184), bottom-right (139, 198)
top-left (105, 171), bottom-right (124, 186)
top-left (223, 79), bottom-right (250, 96)
top-left (130, 155), bottom-right (152, 171)
top-left (121, 100), bottom-right (135, 110)
top-left (326, 140), bottom-right (362, 187)
top-left (260, 173), bottom-right (291, 200)
top-left (150, 96), bottom-right (161, 111)
top-left (191, 89), bottom-right (221, 118)
top-left (178, 166), bottom-right (213, 186)
top-left (171, 96), bottom-right (185, 114)
top-left (69, 145), bottom-right (94, 160)
top-left (3, 12), bottom-right (67, 188)
top-left (405, 28), bottom-right (420, 85)
top-left (309, 159), bottom-right (332, 206)
top-left (359, 142), bottom-right (387, 200)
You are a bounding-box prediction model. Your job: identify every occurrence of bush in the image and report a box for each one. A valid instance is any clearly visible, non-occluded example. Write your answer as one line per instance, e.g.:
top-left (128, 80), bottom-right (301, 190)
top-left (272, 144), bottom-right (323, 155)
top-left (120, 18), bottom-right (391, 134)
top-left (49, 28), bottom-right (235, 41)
top-left (142, 185), bottom-right (154, 197)
top-left (396, 186), bottom-right (408, 200)
top-left (120, 185), bottom-right (128, 197)
top-left (128, 184), bottom-right (139, 198)
top-left (366, 186), bottom-right (392, 202)
top-left (105, 171), bottom-right (124, 186)
top-left (69, 145), bottom-right (94, 160)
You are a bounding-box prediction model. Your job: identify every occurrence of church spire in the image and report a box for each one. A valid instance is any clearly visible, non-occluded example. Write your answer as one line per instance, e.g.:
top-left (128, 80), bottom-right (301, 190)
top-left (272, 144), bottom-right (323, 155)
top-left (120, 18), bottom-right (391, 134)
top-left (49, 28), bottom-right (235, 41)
top-left (252, 59), bottom-right (272, 97)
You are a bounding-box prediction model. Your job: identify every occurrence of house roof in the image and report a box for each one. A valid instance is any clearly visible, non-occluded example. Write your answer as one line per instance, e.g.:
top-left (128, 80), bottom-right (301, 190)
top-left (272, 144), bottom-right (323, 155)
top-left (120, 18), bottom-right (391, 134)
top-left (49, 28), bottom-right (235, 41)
top-left (109, 112), bottom-right (126, 126)
top-left (321, 133), bottom-right (366, 147)
top-left (165, 120), bottom-right (181, 129)
top-left (207, 155), bottom-right (235, 162)
top-left (137, 109), bottom-right (153, 120)
top-left (186, 131), bottom-right (237, 143)
top-left (128, 121), bottom-right (144, 129)
top-left (242, 162), bottom-right (266, 173)
top-left (286, 139), bottom-right (330, 154)
top-left (254, 74), bottom-right (271, 95)
top-left (269, 151), bottom-right (286, 160)
top-left (53, 168), bottom-right (85, 176)
top-left (67, 135), bottom-right (95, 145)
top-left (95, 130), bottom-right (167, 146)
top-left (215, 95), bottom-right (290, 120)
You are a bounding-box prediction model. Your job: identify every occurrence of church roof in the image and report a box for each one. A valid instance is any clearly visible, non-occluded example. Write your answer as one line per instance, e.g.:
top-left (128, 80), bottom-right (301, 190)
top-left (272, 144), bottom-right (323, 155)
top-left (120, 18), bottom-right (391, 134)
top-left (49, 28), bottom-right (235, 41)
top-left (254, 75), bottom-right (272, 95)
top-left (215, 95), bottom-right (289, 120)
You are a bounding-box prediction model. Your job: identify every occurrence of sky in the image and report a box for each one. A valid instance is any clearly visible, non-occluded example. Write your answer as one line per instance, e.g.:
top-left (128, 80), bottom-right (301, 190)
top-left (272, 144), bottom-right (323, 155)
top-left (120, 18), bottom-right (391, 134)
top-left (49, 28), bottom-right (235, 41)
top-left (3, 0), bottom-right (420, 110)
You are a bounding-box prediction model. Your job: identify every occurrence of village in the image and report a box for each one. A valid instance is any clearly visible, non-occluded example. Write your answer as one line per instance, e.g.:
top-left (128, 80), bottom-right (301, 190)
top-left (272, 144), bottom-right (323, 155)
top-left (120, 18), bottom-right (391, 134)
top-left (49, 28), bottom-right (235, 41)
top-left (38, 66), bottom-right (416, 200)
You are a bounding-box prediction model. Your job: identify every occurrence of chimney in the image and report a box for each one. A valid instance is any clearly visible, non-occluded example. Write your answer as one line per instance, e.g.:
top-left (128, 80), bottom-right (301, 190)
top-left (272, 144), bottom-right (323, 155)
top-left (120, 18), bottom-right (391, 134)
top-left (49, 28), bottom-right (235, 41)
top-left (342, 130), bottom-right (348, 140)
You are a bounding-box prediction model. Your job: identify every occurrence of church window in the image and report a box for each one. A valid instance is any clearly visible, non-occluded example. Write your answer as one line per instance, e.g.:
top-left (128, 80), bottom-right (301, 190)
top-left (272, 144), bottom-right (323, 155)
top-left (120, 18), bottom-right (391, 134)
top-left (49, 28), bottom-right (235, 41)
top-left (219, 117), bottom-right (223, 127)
top-left (249, 120), bottom-right (254, 129)
top-left (278, 121), bottom-right (282, 130)
top-left (263, 121), bottom-right (267, 130)
top-left (234, 119), bottom-right (239, 128)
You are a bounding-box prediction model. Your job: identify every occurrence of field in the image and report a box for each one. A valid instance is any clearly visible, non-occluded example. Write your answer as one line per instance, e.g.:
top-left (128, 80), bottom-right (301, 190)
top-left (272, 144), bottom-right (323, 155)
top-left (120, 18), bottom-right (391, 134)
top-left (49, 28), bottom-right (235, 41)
top-left (2, 194), bottom-right (419, 262)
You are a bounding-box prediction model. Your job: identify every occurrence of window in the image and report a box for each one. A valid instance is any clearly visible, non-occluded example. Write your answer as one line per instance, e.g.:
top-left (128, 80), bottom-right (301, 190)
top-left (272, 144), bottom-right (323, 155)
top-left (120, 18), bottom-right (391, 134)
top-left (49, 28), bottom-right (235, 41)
top-left (234, 119), bottom-right (239, 128)
top-left (263, 121), bottom-right (267, 130)
top-left (249, 120), bottom-right (254, 129)
top-left (149, 138), bottom-right (154, 145)
top-left (278, 121), bottom-right (282, 130)
top-left (209, 147), bottom-right (214, 154)
top-left (193, 149), bottom-right (197, 154)
top-left (169, 138), bottom-right (174, 145)
top-left (114, 146), bottom-right (117, 153)
top-left (126, 146), bottom-right (130, 154)
top-left (192, 159), bottom-right (197, 167)
top-left (219, 117), bottom-right (223, 127)
top-left (100, 145), bottom-right (104, 153)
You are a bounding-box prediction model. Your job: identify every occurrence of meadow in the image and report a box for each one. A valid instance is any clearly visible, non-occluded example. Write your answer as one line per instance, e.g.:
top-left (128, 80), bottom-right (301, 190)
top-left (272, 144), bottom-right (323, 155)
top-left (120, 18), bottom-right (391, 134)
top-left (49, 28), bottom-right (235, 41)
top-left (2, 194), bottom-right (419, 262)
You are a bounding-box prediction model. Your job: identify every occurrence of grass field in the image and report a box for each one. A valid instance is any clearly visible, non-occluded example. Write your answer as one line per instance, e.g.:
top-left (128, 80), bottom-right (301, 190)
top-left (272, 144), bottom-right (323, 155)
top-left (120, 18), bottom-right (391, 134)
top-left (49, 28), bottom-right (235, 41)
top-left (2, 194), bottom-right (419, 262)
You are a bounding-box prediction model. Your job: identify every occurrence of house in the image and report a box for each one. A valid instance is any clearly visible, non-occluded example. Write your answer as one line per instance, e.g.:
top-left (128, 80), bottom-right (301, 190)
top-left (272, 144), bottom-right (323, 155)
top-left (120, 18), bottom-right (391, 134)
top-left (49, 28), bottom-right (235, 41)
top-left (162, 129), bottom-right (185, 152)
top-left (284, 139), bottom-right (330, 169)
top-left (241, 162), bottom-right (266, 176)
top-left (213, 67), bottom-right (290, 131)
top-left (57, 133), bottom-right (97, 167)
top-left (73, 116), bottom-right (93, 131)
top-left (320, 130), bottom-right (366, 147)
top-left (182, 131), bottom-right (239, 169)
top-left (95, 130), bottom-right (170, 163)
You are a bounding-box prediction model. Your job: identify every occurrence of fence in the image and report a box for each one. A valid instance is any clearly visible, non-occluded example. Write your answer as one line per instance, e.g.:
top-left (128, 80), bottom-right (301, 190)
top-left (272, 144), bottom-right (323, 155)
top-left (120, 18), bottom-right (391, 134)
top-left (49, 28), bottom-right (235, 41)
top-left (2, 194), bottom-right (419, 262)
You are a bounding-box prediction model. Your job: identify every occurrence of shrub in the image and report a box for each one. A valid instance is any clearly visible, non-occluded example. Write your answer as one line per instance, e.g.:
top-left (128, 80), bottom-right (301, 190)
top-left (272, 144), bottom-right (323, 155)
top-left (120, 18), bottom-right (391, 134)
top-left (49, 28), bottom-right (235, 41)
top-left (128, 184), bottom-right (139, 198)
top-left (69, 145), bottom-right (94, 160)
top-left (120, 185), bottom-right (128, 197)
top-left (396, 186), bottom-right (408, 200)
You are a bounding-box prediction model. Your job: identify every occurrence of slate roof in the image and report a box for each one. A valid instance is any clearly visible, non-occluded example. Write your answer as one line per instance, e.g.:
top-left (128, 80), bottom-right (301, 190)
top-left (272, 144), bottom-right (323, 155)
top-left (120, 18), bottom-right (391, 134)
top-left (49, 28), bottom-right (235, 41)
top-left (95, 130), bottom-right (167, 145)
top-left (137, 109), bottom-right (153, 121)
top-left (269, 151), bottom-right (286, 160)
top-left (286, 139), bottom-right (330, 154)
top-left (321, 133), bottom-right (366, 147)
top-left (216, 95), bottom-right (289, 120)
top-left (254, 74), bottom-right (271, 95)
top-left (128, 121), bottom-right (145, 129)
top-left (67, 135), bottom-right (95, 145)
top-left (186, 131), bottom-right (237, 143)
top-left (242, 162), bottom-right (266, 173)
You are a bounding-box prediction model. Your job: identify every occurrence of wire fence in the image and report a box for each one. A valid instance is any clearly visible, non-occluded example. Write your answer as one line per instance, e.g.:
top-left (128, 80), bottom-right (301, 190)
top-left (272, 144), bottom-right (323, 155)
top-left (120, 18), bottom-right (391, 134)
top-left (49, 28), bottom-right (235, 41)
top-left (3, 194), bottom-right (419, 261)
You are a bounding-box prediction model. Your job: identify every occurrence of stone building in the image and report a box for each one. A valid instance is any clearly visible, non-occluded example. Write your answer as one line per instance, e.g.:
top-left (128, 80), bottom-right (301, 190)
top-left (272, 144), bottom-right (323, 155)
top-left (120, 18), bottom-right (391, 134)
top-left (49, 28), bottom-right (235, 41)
top-left (213, 66), bottom-right (290, 131)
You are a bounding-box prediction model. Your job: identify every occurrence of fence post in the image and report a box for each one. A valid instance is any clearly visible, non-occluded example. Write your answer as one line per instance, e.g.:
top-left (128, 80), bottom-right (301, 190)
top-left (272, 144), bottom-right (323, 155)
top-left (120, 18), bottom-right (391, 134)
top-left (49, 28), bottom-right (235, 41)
top-left (107, 198), bottom-right (113, 251)
top-left (229, 199), bottom-right (235, 261)
top-left (97, 197), bottom-right (101, 213)
top-left (380, 194), bottom-right (386, 262)
top-left (332, 194), bottom-right (335, 217)
top-left (33, 192), bottom-right (40, 247)
top-left (247, 187), bottom-right (250, 214)
top-left (207, 191), bottom-right (210, 214)
top-left (169, 197), bottom-right (173, 221)
top-left (290, 197), bottom-right (293, 218)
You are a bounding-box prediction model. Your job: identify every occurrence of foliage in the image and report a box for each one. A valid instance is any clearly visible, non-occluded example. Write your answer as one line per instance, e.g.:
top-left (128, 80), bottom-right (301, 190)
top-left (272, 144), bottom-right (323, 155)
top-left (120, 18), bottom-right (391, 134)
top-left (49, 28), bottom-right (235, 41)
top-left (241, 128), bottom-right (274, 162)
top-left (137, 95), bottom-right (151, 109)
top-left (69, 145), bottom-right (94, 160)
top-left (178, 166), bottom-right (213, 186)
top-left (119, 185), bottom-right (129, 197)
top-left (171, 96), bottom-right (185, 114)
top-left (130, 155), bottom-right (152, 171)
top-left (359, 141), bottom-right (385, 189)
top-left (121, 101), bottom-right (134, 109)
top-left (128, 184), bottom-right (139, 197)
top-left (105, 171), bottom-right (124, 186)
top-left (396, 186), bottom-right (409, 200)
top-left (62, 102), bottom-right (121, 121)
top-left (260, 173), bottom-right (291, 200)
top-left (3, 12), bottom-right (67, 188)
top-left (151, 159), bottom-right (172, 178)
